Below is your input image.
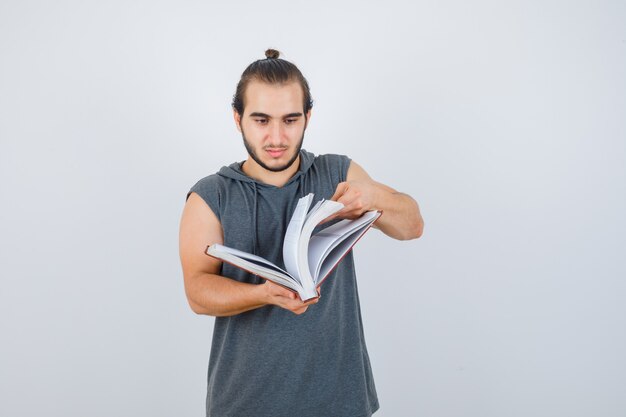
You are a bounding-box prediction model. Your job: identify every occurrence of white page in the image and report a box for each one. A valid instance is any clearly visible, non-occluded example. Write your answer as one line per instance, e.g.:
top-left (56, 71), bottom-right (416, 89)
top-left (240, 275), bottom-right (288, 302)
top-left (208, 243), bottom-right (289, 275)
top-left (206, 245), bottom-right (302, 293)
top-left (308, 211), bottom-right (380, 275)
top-left (313, 222), bottom-right (371, 282)
top-left (282, 194), bottom-right (313, 283)
top-left (295, 200), bottom-right (345, 297)
top-left (304, 199), bottom-right (324, 224)
top-left (308, 211), bottom-right (381, 281)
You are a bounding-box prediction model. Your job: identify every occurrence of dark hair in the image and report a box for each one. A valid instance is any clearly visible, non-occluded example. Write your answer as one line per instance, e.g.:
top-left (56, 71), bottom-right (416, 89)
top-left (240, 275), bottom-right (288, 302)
top-left (232, 49), bottom-right (314, 116)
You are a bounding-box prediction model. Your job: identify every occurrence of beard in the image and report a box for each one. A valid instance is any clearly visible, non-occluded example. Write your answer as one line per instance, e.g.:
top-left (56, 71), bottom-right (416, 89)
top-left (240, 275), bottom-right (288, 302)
top-left (241, 128), bottom-right (306, 173)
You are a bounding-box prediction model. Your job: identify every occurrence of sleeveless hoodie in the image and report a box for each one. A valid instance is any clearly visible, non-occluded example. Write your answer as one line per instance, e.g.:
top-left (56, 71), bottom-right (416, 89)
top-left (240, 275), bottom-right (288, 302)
top-left (187, 149), bottom-right (379, 417)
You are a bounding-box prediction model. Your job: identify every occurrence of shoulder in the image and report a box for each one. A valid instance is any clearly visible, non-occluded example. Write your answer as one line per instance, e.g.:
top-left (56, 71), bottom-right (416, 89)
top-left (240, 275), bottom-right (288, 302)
top-left (313, 152), bottom-right (352, 165)
top-left (310, 152), bottom-right (352, 181)
top-left (186, 173), bottom-right (228, 221)
top-left (188, 173), bottom-right (223, 195)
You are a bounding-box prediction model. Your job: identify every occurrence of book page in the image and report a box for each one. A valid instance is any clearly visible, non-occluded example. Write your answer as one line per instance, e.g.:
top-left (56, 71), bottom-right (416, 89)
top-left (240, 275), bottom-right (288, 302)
top-left (282, 194), bottom-right (313, 283)
top-left (206, 244), bottom-right (301, 292)
top-left (296, 200), bottom-right (345, 294)
top-left (308, 210), bottom-right (381, 282)
top-left (304, 199), bottom-right (323, 224)
top-left (208, 243), bottom-right (289, 275)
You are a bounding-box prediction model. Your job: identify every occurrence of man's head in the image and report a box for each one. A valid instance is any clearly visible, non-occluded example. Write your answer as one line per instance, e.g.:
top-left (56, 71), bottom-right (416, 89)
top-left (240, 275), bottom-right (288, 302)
top-left (232, 49), bottom-right (313, 118)
top-left (233, 49), bottom-right (314, 174)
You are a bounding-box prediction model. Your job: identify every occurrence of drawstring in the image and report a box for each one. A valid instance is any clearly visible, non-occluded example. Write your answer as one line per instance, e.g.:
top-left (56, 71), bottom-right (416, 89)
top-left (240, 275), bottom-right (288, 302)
top-left (252, 182), bottom-right (259, 256)
top-left (251, 172), bottom-right (303, 257)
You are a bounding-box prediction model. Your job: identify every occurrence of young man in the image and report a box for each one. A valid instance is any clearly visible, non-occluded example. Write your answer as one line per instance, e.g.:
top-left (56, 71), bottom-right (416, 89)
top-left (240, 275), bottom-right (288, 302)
top-left (179, 49), bottom-right (423, 417)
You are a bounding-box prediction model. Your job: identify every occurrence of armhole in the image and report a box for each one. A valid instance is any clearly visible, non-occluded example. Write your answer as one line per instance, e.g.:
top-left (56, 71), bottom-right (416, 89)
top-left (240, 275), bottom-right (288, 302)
top-left (186, 179), bottom-right (222, 222)
top-left (315, 153), bottom-right (352, 188)
top-left (339, 155), bottom-right (352, 183)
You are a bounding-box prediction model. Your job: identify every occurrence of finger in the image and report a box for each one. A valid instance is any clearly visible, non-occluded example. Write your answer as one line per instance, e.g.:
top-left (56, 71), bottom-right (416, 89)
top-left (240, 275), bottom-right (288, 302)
top-left (330, 182), bottom-right (349, 202)
top-left (320, 205), bottom-right (357, 224)
top-left (299, 297), bottom-right (318, 305)
top-left (338, 196), bottom-right (367, 217)
top-left (277, 284), bottom-right (297, 299)
top-left (340, 208), bottom-right (365, 219)
top-left (266, 280), bottom-right (297, 299)
top-left (335, 194), bottom-right (364, 217)
top-left (321, 199), bottom-right (357, 223)
top-left (337, 188), bottom-right (363, 208)
top-left (335, 193), bottom-right (355, 208)
top-left (293, 306), bottom-right (308, 315)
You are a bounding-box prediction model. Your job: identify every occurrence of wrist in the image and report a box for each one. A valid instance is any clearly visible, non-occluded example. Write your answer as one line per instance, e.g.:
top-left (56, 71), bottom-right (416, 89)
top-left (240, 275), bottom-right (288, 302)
top-left (254, 280), bottom-right (271, 306)
top-left (371, 182), bottom-right (385, 211)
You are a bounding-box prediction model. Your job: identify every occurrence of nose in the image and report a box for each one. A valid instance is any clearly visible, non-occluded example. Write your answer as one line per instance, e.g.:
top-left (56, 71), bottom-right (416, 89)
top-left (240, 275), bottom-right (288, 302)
top-left (267, 121), bottom-right (284, 145)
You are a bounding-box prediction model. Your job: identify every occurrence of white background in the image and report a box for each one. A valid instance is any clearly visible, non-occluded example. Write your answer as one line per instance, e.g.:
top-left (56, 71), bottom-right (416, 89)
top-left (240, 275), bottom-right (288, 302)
top-left (1, 1), bottom-right (625, 416)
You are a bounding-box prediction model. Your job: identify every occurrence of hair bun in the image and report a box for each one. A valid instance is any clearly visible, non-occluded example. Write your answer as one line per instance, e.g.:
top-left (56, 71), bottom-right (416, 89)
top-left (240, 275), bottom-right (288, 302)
top-left (265, 48), bottom-right (280, 59)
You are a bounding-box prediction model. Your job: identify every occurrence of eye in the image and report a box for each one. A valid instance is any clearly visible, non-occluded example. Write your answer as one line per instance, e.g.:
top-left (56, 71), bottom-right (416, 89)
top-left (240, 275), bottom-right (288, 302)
top-left (285, 119), bottom-right (297, 125)
top-left (254, 119), bottom-right (268, 125)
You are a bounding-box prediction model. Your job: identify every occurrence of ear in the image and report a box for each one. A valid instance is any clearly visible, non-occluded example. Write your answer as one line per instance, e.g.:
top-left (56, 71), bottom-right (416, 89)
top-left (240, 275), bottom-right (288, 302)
top-left (233, 110), bottom-right (242, 132)
top-left (304, 109), bottom-right (312, 129)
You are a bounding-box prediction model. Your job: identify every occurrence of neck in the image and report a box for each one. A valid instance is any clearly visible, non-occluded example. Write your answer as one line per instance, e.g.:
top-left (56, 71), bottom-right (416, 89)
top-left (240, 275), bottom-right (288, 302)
top-left (241, 155), bottom-right (301, 187)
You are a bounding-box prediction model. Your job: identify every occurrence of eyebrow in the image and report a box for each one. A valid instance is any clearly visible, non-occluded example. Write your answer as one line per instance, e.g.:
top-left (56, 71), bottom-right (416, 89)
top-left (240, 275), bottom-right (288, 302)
top-left (248, 112), bottom-right (304, 119)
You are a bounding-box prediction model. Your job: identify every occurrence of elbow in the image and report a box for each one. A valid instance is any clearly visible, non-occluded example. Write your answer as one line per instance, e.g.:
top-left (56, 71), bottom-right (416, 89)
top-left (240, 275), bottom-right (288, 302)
top-left (402, 218), bottom-right (424, 240)
top-left (185, 288), bottom-right (215, 316)
top-left (385, 218), bottom-right (424, 241)
top-left (188, 299), bottom-right (210, 315)
top-left (184, 274), bottom-right (217, 316)
top-left (414, 219), bottom-right (424, 239)
top-left (401, 199), bottom-right (424, 240)
top-left (187, 296), bottom-right (230, 317)
top-left (189, 303), bottom-right (223, 317)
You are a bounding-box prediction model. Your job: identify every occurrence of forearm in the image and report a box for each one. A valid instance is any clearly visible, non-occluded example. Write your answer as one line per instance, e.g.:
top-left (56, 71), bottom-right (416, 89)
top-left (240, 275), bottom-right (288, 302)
top-left (372, 185), bottom-right (424, 240)
top-left (185, 272), bottom-right (267, 317)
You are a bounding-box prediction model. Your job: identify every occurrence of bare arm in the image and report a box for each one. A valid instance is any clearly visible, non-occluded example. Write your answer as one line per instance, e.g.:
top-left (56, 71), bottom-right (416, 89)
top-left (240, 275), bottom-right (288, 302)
top-left (327, 161), bottom-right (424, 240)
top-left (179, 192), bottom-right (318, 317)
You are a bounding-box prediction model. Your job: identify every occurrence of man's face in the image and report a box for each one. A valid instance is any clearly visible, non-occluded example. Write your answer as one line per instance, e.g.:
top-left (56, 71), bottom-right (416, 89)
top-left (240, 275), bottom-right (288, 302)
top-left (235, 81), bottom-right (310, 173)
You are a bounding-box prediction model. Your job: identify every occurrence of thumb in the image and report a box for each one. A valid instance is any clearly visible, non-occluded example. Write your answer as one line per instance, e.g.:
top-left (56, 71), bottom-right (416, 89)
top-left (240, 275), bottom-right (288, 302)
top-left (331, 182), bottom-right (349, 202)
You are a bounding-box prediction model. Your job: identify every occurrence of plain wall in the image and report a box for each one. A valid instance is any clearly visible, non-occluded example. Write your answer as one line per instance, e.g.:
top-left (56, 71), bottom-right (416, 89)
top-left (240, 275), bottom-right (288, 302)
top-left (1, 1), bottom-right (625, 416)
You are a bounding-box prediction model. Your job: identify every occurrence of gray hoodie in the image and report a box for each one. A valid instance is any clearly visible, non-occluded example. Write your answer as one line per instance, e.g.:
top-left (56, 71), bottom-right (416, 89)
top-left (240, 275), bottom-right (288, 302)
top-left (188, 149), bottom-right (379, 417)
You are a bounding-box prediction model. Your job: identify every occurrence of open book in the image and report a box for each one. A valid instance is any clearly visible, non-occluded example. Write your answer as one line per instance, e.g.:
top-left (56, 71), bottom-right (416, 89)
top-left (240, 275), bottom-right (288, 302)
top-left (205, 193), bottom-right (382, 302)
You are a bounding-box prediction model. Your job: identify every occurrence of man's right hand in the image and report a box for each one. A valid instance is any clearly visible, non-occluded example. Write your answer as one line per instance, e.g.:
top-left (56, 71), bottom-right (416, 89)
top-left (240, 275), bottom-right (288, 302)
top-left (261, 280), bottom-right (319, 315)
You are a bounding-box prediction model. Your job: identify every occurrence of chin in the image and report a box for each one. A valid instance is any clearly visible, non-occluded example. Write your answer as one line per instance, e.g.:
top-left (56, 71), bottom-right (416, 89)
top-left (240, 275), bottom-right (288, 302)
top-left (242, 132), bottom-right (304, 173)
top-left (262, 150), bottom-right (300, 172)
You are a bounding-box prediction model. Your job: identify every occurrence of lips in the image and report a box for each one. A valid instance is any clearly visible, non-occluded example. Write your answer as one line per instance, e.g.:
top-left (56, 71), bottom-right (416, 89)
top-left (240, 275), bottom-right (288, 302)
top-left (266, 148), bottom-right (287, 158)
